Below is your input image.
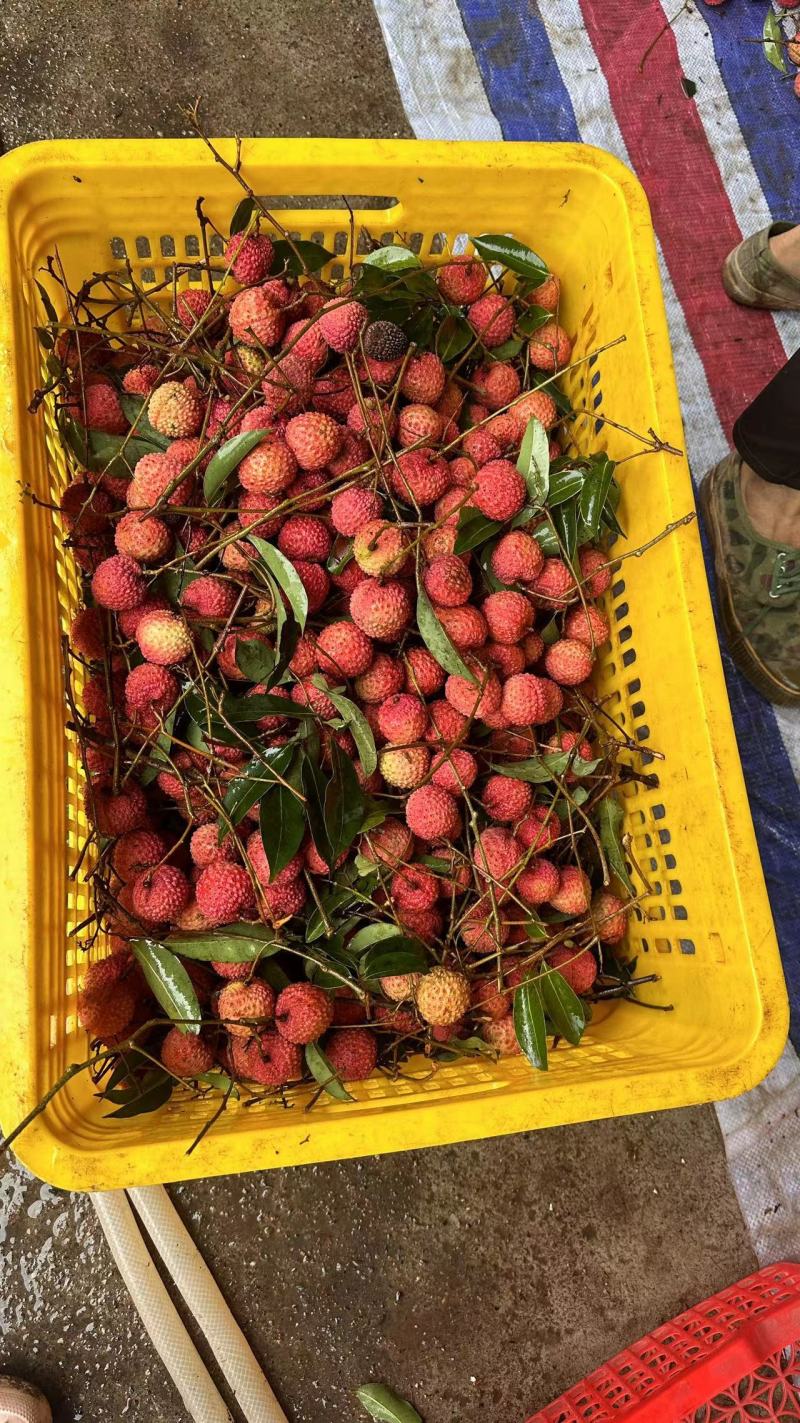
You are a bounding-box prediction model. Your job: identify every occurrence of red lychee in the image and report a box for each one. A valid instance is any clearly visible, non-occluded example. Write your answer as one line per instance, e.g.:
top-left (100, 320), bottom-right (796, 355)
top-left (491, 530), bottom-right (545, 585)
top-left (275, 981), bottom-right (334, 1044)
top-left (483, 775), bottom-right (534, 823)
top-left (161, 1028), bottom-right (216, 1077)
top-left (315, 620), bottom-right (375, 678)
top-left (405, 785), bottom-right (460, 841)
top-left (225, 232), bottom-right (275, 285)
top-left (471, 460), bottom-right (526, 521)
top-left (544, 638), bottom-right (595, 686)
top-left (528, 321), bottom-right (573, 372)
top-left (318, 298), bottom-right (368, 353)
top-left (547, 944), bottom-right (597, 995)
top-left (378, 693), bottom-right (429, 744)
top-left (195, 861), bottom-right (256, 925)
top-left (132, 864), bottom-right (191, 925)
top-left (324, 1026), bottom-right (378, 1080)
top-left (423, 555), bottom-right (472, 608)
top-left (91, 555), bottom-right (146, 612)
top-left (349, 579), bottom-right (413, 640)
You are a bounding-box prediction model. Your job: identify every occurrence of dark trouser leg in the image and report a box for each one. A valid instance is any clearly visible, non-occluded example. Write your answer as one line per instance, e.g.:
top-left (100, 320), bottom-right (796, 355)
top-left (733, 348), bottom-right (800, 490)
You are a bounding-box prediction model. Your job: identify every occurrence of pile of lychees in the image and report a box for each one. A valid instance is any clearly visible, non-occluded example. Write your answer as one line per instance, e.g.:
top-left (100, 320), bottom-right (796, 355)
top-left (37, 191), bottom-right (647, 1124)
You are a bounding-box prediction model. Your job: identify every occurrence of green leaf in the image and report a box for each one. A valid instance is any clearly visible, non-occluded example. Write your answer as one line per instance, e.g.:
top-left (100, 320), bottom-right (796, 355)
top-left (540, 615), bottom-right (560, 647)
top-left (416, 586), bottom-right (475, 680)
top-left (360, 939), bottom-right (428, 980)
top-left (680, 76), bottom-right (697, 99)
top-left (35, 279), bottom-right (59, 328)
top-left (105, 1071), bottom-right (173, 1119)
top-left (118, 392), bottom-right (171, 449)
top-left (235, 637), bottom-right (276, 681)
top-left (229, 196), bottom-right (258, 235)
top-left (763, 8), bottom-right (787, 72)
top-left (494, 752), bottom-right (601, 783)
top-left (158, 542), bottom-right (198, 605)
top-left (578, 457), bottom-right (615, 540)
top-left (530, 520), bottom-right (561, 556)
top-left (552, 498), bottom-right (578, 561)
top-left (140, 707), bottom-right (177, 786)
top-left (259, 959), bottom-right (292, 991)
top-left (259, 762), bottom-right (305, 881)
top-left (221, 691), bottom-right (313, 724)
top-left (305, 1041), bottom-right (355, 1102)
top-left (249, 535), bottom-right (309, 631)
top-left (348, 922), bottom-right (402, 954)
top-left (484, 336), bottom-right (523, 361)
top-left (302, 749), bottom-right (336, 870)
top-left (355, 1384), bottom-right (422, 1423)
top-left (200, 1070), bottom-right (238, 1095)
top-left (516, 304), bottom-right (552, 336)
top-left (402, 305), bottom-right (437, 349)
top-left (203, 430), bottom-right (265, 505)
top-left (363, 245), bottom-right (422, 272)
top-left (327, 539), bottom-right (354, 576)
top-left (547, 468), bottom-right (585, 507)
top-left (597, 795), bottom-right (635, 893)
top-left (60, 420), bottom-right (161, 479)
top-left (326, 742), bottom-right (366, 862)
top-left (271, 238), bottom-right (334, 275)
top-left (219, 744), bottom-right (296, 832)
top-left (453, 507), bottom-right (502, 555)
top-left (517, 416), bottom-right (550, 507)
top-left (539, 967), bottom-right (586, 1045)
top-left (513, 977), bottom-right (548, 1070)
top-left (470, 234), bottom-right (549, 283)
top-left (155, 925), bottom-right (281, 963)
top-left (306, 888), bottom-right (358, 942)
top-left (131, 941), bottom-right (202, 1035)
top-left (436, 313), bottom-right (474, 362)
top-left (326, 688), bottom-right (377, 776)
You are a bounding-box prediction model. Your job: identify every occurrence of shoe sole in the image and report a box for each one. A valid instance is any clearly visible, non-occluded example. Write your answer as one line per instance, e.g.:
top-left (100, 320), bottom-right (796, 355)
top-left (699, 473), bottom-right (800, 708)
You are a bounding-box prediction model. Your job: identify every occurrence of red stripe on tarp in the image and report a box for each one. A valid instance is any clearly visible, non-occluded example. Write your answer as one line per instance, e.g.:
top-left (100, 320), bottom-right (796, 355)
top-left (579, 0), bottom-right (785, 441)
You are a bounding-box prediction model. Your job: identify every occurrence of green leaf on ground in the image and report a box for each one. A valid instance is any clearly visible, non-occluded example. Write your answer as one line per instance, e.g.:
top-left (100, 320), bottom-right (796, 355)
top-left (355, 1384), bottom-right (423, 1423)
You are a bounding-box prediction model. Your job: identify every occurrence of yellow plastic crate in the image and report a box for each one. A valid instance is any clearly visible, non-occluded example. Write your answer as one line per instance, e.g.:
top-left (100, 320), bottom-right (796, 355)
top-left (0, 138), bottom-right (787, 1192)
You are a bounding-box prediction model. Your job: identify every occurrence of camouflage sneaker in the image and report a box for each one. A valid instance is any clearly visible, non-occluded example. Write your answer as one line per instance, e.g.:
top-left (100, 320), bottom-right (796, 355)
top-left (722, 222), bottom-right (800, 311)
top-left (699, 454), bottom-right (800, 706)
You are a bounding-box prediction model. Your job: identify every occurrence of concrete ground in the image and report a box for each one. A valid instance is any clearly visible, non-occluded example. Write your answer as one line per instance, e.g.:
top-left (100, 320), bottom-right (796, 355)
top-left (0, 2), bottom-right (758, 1419)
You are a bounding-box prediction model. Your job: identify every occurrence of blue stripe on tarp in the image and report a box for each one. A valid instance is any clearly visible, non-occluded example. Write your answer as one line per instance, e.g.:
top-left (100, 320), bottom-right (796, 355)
top-left (455, 0), bottom-right (581, 141)
top-left (700, 7), bottom-right (800, 220)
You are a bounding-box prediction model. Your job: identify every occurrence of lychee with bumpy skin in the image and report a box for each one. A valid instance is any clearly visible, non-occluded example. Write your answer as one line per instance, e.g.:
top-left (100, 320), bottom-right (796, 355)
top-left (528, 320), bottom-right (573, 372)
top-left (132, 864), bottom-right (191, 925)
top-left (291, 675), bottom-right (337, 719)
top-left (501, 673), bottom-right (550, 726)
top-left (435, 604), bottom-right (488, 652)
top-left (518, 805), bottom-right (560, 854)
top-left (330, 486), bottom-right (383, 537)
top-left (315, 620), bottom-right (374, 678)
top-left (401, 352), bottom-right (446, 406)
top-left (363, 319), bottom-right (409, 361)
top-left (282, 318), bottom-right (329, 370)
top-left (549, 866), bottom-right (591, 917)
top-left (324, 1026), bottom-right (378, 1080)
top-left (277, 514), bottom-right (331, 563)
top-left (181, 576), bottom-right (239, 622)
top-left (378, 693), bottom-right (429, 744)
top-left (127, 449), bottom-right (195, 511)
top-left (195, 861), bottom-right (255, 925)
top-left (71, 606), bottom-right (106, 661)
top-left (93, 782), bottom-right (149, 836)
top-left (462, 427), bottom-right (501, 467)
top-left (176, 287), bottom-right (217, 330)
top-left (397, 403), bottom-right (442, 449)
top-left (318, 298), bottom-right (368, 352)
top-left (229, 286), bottom-right (286, 348)
top-left (284, 412), bottom-right (343, 470)
top-left (349, 579), bottom-right (413, 640)
top-left (231, 1029), bottom-right (303, 1086)
top-left (565, 605), bottom-right (610, 648)
top-left (354, 652), bottom-right (404, 703)
top-left (91, 555), bottom-right (146, 612)
top-left (391, 866), bottom-right (440, 912)
top-left (445, 659), bottom-right (502, 720)
top-left (530, 557), bottom-right (578, 607)
top-left (483, 1016), bottom-right (521, 1055)
top-left (474, 361), bottom-right (521, 412)
top-left (405, 784), bottom-right (460, 841)
top-left (426, 698), bottom-right (469, 746)
top-left (225, 231), bottom-right (275, 285)
top-left (260, 353), bottom-right (314, 417)
top-left (360, 817), bottom-right (415, 867)
top-left (578, 546), bottom-right (612, 598)
top-left (161, 1028), bottom-right (216, 1077)
top-left (136, 609), bottom-right (193, 666)
top-left (517, 858), bottom-right (560, 907)
top-left (389, 449), bottom-right (450, 507)
top-left (378, 745), bottom-right (431, 789)
top-left (526, 272), bottom-right (560, 312)
top-left (484, 642), bottom-right (526, 678)
top-left (404, 647), bottom-right (446, 698)
top-left (436, 255), bottom-right (487, 304)
top-left (423, 555), bottom-right (472, 608)
top-left (218, 980), bottom-right (276, 1037)
top-left (471, 461), bottom-right (527, 521)
top-left (123, 363), bottom-right (160, 397)
top-left (415, 967), bottom-right (470, 1026)
top-left (482, 590), bottom-right (534, 644)
top-left (78, 979), bottom-right (139, 1041)
top-left (589, 891), bottom-right (628, 944)
top-left (430, 746), bottom-right (477, 795)
top-left (547, 944), bottom-right (597, 995)
top-left (190, 823), bottom-right (238, 868)
top-left (275, 981), bottom-right (334, 1044)
top-left (468, 292), bottom-right (515, 347)
top-left (353, 519), bottom-right (409, 576)
top-left (148, 381), bottom-right (202, 439)
top-left (473, 827), bottom-right (523, 884)
top-left (544, 638), bottom-right (595, 686)
top-left (381, 972), bottom-right (422, 1002)
top-left (512, 389), bottom-right (558, 437)
top-left (483, 775), bottom-right (534, 823)
top-left (61, 479), bottom-right (113, 532)
top-left (471, 976), bottom-right (511, 1022)
top-left (124, 662), bottom-right (178, 714)
top-left (112, 828), bottom-right (168, 882)
top-left (291, 560), bottom-right (330, 614)
top-left (114, 511), bottom-right (172, 563)
top-left (397, 905), bottom-right (443, 941)
top-left (238, 436), bottom-right (297, 495)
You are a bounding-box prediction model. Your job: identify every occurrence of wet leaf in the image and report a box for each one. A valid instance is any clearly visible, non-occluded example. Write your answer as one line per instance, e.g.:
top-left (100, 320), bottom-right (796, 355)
top-left (250, 534), bottom-right (309, 630)
top-left (540, 967), bottom-right (586, 1046)
top-left (578, 457), bottom-right (615, 540)
top-left (436, 312), bottom-right (473, 362)
top-left (235, 637), bottom-right (276, 681)
top-left (271, 238), bottom-right (334, 275)
top-left (348, 922), bottom-right (402, 954)
top-left (763, 8), bottom-right (787, 72)
top-left (259, 760), bottom-right (305, 880)
top-left (547, 468), bottom-right (585, 507)
top-left (513, 976), bottom-right (548, 1070)
top-left (454, 508), bottom-right (502, 555)
top-left (326, 688), bottom-right (378, 776)
top-left (131, 941), bottom-right (202, 1034)
top-left (362, 245), bottom-right (422, 272)
top-left (305, 1041), bottom-right (355, 1102)
top-left (416, 586), bottom-right (475, 680)
top-left (156, 925), bottom-right (281, 963)
top-left (552, 497), bottom-right (578, 561)
top-left (530, 520), bottom-right (561, 557)
top-left (105, 1071), bottom-right (173, 1119)
top-left (326, 742), bottom-right (366, 862)
top-left (203, 430), bottom-right (265, 505)
top-left (219, 744), bottom-right (296, 832)
top-left (360, 939), bottom-right (428, 980)
top-left (494, 752), bottom-right (601, 782)
top-left (355, 1384), bottom-right (423, 1423)
top-left (229, 196), bottom-right (258, 235)
top-left (470, 234), bottom-right (548, 283)
top-left (517, 416), bottom-right (550, 507)
top-left (597, 795), bottom-right (635, 893)
top-left (516, 304), bottom-right (552, 336)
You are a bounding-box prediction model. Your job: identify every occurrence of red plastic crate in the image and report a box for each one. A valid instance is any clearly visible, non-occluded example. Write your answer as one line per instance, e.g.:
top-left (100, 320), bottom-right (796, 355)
top-left (527, 1261), bottom-right (800, 1422)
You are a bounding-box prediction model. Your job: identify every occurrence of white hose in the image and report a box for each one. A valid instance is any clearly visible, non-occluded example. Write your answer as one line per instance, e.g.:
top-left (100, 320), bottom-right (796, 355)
top-left (128, 1185), bottom-right (289, 1423)
top-left (91, 1191), bottom-right (233, 1423)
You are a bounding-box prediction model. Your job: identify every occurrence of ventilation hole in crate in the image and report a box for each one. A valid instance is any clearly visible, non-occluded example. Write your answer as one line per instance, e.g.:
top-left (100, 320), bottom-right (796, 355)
top-left (429, 232), bottom-right (447, 255)
top-left (288, 230), bottom-right (302, 243)
top-left (160, 236), bottom-right (175, 258)
top-left (612, 579), bottom-right (625, 599)
top-left (615, 602), bottom-right (629, 622)
top-left (593, 392), bottom-right (603, 410)
top-left (630, 809), bottom-right (646, 826)
top-left (110, 237), bottom-right (127, 260)
top-left (135, 236), bottom-right (151, 259)
top-left (380, 231), bottom-right (395, 247)
top-left (356, 229), bottom-right (375, 255)
top-left (673, 905), bottom-right (688, 921)
top-left (651, 881), bottom-right (662, 895)
top-left (648, 857), bottom-right (658, 872)
top-left (635, 724), bottom-right (650, 741)
top-left (164, 264), bottom-right (175, 284)
top-left (590, 369), bottom-right (601, 388)
top-left (187, 269), bottom-right (203, 284)
top-left (453, 232), bottom-right (470, 254)
top-left (709, 932), bottom-right (725, 963)
top-left (631, 700), bottom-right (645, 719)
top-left (331, 263), bottom-right (344, 282)
top-left (209, 234), bottom-right (224, 256)
top-left (618, 625), bottom-right (632, 645)
top-left (622, 648), bottom-right (636, 667)
top-left (641, 938), bottom-right (649, 953)
top-left (310, 230), bottom-right (324, 246)
top-left (141, 267), bottom-right (155, 285)
top-left (627, 677), bottom-right (641, 695)
top-left (650, 906), bottom-right (667, 921)
top-left (679, 939), bottom-right (696, 955)
top-left (333, 231), bottom-right (348, 255)
top-left (665, 854), bottom-right (676, 870)
top-left (668, 879), bottom-right (682, 895)
top-left (651, 803), bottom-right (666, 820)
top-left (408, 232), bottom-right (423, 254)
top-left (654, 937), bottom-right (671, 953)
top-left (604, 659), bottom-right (616, 677)
top-left (258, 193), bottom-right (399, 210)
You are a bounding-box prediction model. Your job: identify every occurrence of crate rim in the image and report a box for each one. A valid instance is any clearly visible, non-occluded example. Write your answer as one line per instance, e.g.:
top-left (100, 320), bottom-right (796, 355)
top-left (0, 136), bottom-right (788, 1191)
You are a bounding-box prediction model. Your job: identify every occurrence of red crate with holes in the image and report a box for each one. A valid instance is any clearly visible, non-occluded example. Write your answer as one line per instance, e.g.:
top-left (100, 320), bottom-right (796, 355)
top-left (526, 1261), bottom-right (800, 1422)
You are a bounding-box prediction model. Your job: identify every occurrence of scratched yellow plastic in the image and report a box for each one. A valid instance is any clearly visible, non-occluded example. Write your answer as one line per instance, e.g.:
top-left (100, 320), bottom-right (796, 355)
top-left (0, 139), bottom-right (787, 1190)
